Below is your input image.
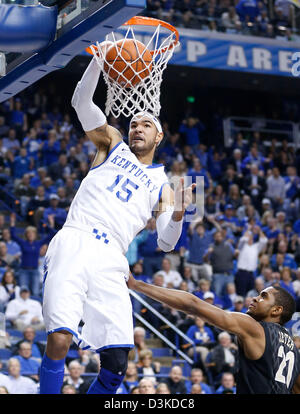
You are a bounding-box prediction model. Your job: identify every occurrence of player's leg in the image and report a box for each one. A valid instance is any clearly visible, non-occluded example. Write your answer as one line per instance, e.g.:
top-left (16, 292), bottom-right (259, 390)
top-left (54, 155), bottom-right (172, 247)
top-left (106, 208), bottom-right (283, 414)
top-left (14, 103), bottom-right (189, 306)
top-left (87, 347), bottom-right (130, 394)
top-left (40, 330), bottom-right (73, 394)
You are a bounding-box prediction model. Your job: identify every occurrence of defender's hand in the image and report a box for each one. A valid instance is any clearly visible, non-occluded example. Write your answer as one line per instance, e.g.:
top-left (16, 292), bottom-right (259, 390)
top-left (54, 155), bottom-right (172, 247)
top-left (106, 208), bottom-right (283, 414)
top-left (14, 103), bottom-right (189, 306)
top-left (127, 273), bottom-right (137, 290)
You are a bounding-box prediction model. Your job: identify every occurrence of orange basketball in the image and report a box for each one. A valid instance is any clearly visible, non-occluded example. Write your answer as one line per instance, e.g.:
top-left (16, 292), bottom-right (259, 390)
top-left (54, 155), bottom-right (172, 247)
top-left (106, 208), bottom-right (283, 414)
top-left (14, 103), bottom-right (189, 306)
top-left (103, 39), bottom-right (153, 88)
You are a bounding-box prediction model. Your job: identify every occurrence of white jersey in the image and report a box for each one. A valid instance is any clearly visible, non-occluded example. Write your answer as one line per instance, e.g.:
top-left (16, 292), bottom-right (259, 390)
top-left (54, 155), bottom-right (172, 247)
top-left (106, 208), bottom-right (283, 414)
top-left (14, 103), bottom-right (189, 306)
top-left (65, 140), bottom-right (169, 253)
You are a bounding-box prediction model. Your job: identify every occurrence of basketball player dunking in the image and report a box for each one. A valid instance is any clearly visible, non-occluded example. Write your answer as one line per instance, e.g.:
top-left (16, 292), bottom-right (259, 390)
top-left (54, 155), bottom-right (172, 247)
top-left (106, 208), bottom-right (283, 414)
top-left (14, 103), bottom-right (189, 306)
top-left (39, 53), bottom-right (195, 394)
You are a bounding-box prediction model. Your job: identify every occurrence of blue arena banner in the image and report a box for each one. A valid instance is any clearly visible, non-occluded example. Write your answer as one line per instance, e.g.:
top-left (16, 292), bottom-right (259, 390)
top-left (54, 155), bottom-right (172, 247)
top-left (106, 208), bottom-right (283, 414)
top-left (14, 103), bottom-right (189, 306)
top-left (83, 28), bottom-right (300, 78)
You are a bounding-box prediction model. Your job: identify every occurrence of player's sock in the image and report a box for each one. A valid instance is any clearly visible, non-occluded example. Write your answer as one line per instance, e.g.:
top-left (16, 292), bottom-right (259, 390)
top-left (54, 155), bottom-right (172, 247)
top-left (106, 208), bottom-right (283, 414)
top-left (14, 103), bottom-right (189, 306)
top-left (39, 353), bottom-right (65, 394)
top-left (87, 368), bottom-right (124, 394)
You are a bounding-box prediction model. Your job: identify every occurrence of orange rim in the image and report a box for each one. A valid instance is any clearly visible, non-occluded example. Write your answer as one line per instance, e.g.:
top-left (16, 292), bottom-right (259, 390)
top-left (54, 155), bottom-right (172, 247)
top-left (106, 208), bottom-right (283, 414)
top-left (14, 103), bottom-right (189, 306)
top-left (86, 15), bottom-right (179, 56)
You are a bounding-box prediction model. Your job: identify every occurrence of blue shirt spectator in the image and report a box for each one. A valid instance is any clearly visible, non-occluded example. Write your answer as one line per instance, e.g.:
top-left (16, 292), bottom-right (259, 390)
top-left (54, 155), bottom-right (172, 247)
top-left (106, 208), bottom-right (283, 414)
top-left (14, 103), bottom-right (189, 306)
top-left (186, 318), bottom-right (215, 347)
top-left (187, 222), bottom-right (213, 265)
top-left (179, 117), bottom-right (205, 147)
top-left (235, 0), bottom-right (260, 22)
top-left (187, 158), bottom-right (210, 190)
top-left (42, 134), bottom-right (60, 166)
top-left (12, 148), bottom-right (31, 179)
top-left (41, 194), bottom-right (67, 230)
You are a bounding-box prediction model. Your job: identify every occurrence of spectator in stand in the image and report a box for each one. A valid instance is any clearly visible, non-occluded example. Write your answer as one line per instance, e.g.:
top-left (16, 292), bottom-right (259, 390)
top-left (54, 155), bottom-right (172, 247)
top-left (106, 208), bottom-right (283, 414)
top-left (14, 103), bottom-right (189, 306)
top-left (2, 128), bottom-right (20, 154)
top-left (266, 167), bottom-right (286, 212)
top-left (118, 361), bottom-right (139, 394)
top-left (0, 116), bottom-right (9, 138)
top-left (228, 296), bottom-right (247, 313)
top-left (5, 285), bottom-right (45, 331)
top-left (221, 6), bottom-right (241, 31)
top-left (190, 383), bottom-right (204, 394)
top-left (138, 377), bottom-right (156, 394)
top-left (185, 316), bottom-right (216, 367)
top-left (229, 148), bottom-right (244, 177)
top-left (137, 349), bottom-right (160, 385)
top-left (41, 194), bottom-right (67, 230)
top-left (236, 195), bottom-right (252, 221)
top-left (270, 240), bottom-right (297, 272)
top-left (235, 226), bottom-right (268, 296)
top-left (41, 129), bottom-right (60, 166)
top-left (185, 367), bottom-right (213, 394)
top-left (26, 186), bottom-right (50, 227)
top-left (235, 0), bottom-right (260, 23)
top-left (14, 341), bottom-right (40, 381)
top-left (193, 279), bottom-right (225, 309)
top-left (139, 217), bottom-right (164, 278)
top-left (48, 153), bottom-right (72, 184)
top-left (61, 384), bottom-right (77, 394)
top-left (284, 166), bottom-right (300, 207)
top-left (128, 326), bottom-right (148, 363)
top-left (186, 219), bottom-right (214, 282)
top-left (203, 230), bottom-right (237, 297)
top-left (279, 267), bottom-right (297, 299)
top-left (0, 269), bottom-right (20, 312)
top-left (14, 173), bottom-right (36, 217)
top-left (162, 365), bottom-right (187, 394)
top-left (243, 163), bottom-right (266, 211)
top-left (179, 116), bottom-right (205, 148)
top-left (0, 242), bottom-right (18, 270)
top-left (12, 148), bottom-right (32, 179)
top-left (215, 372), bottom-right (236, 394)
top-left (181, 265), bottom-right (197, 292)
top-left (1, 228), bottom-right (21, 261)
top-left (263, 216), bottom-right (280, 243)
top-left (12, 325), bottom-right (45, 363)
top-left (62, 360), bottom-right (91, 394)
top-left (10, 213), bottom-right (56, 297)
top-left (187, 158), bottom-right (210, 190)
top-left (208, 331), bottom-right (239, 381)
top-left (221, 282), bottom-right (238, 310)
top-left (154, 257), bottom-right (182, 288)
top-left (246, 276), bottom-right (265, 298)
top-left (4, 358), bottom-right (38, 394)
top-left (226, 184), bottom-right (242, 211)
top-left (155, 382), bottom-right (171, 394)
top-left (222, 204), bottom-right (242, 236)
top-left (193, 278), bottom-right (214, 300)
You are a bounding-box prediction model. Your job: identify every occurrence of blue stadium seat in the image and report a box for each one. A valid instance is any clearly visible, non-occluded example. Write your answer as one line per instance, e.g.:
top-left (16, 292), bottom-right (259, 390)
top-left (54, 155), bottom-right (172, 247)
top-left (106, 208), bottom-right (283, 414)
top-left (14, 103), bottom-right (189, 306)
top-left (0, 349), bottom-right (13, 360)
top-left (151, 348), bottom-right (172, 357)
top-left (34, 330), bottom-right (47, 342)
top-left (159, 366), bottom-right (171, 375)
top-left (7, 329), bottom-right (24, 338)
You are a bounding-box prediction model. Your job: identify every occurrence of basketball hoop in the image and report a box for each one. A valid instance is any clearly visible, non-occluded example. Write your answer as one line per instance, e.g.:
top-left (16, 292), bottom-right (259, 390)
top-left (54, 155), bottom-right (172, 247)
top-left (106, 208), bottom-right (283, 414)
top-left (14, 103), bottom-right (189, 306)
top-left (86, 16), bottom-right (179, 118)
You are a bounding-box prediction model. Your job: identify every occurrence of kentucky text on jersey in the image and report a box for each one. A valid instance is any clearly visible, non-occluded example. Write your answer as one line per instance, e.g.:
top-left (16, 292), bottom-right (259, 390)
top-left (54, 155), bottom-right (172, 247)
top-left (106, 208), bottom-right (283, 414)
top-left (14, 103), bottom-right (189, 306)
top-left (110, 154), bottom-right (159, 194)
top-left (278, 331), bottom-right (294, 350)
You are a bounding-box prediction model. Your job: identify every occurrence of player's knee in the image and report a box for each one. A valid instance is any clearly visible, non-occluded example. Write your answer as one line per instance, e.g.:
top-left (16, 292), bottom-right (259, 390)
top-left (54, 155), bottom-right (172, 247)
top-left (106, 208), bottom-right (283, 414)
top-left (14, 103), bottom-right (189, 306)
top-left (46, 330), bottom-right (73, 359)
top-left (98, 347), bottom-right (129, 392)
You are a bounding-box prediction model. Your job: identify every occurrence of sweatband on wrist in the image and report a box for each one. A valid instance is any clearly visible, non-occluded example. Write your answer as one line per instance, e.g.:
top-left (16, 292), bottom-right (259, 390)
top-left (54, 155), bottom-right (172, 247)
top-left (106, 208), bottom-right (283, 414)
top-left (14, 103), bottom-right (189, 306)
top-left (156, 209), bottom-right (183, 252)
top-left (71, 57), bottom-right (107, 132)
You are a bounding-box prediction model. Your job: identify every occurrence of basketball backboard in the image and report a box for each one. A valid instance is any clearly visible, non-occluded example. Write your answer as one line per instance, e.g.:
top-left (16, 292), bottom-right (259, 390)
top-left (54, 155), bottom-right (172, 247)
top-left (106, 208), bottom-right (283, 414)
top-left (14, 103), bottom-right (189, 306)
top-left (0, 0), bottom-right (146, 103)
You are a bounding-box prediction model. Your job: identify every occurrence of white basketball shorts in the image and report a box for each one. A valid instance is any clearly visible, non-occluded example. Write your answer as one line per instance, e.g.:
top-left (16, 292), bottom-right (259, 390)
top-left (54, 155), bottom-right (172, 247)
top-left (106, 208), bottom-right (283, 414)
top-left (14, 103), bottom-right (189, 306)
top-left (42, 225), bottom-right (134, 352)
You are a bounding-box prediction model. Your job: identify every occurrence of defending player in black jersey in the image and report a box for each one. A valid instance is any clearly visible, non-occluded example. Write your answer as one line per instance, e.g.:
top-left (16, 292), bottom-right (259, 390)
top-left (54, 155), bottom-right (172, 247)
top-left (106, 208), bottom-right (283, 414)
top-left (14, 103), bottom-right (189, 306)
top-left (127, 276), bottom-right (300, 394)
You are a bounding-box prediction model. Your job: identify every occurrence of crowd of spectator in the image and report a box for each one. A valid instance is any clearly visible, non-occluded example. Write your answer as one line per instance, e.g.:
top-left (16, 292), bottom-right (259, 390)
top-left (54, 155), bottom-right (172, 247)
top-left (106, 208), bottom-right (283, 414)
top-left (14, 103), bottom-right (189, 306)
top-left (144, 0), bottom-right (299, 41)
top-left (0, 69), bottom-right (300, 394)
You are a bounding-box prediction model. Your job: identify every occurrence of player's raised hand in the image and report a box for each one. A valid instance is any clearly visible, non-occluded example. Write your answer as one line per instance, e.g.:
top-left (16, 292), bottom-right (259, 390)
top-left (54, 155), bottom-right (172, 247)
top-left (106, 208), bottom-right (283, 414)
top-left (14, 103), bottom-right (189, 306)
top-left (174, 177), bottom-right (196, 215)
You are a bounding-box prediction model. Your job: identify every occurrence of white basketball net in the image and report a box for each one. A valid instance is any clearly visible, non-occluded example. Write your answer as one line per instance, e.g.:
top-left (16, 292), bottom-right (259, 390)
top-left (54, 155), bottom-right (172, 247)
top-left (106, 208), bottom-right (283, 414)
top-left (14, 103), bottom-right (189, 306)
top-left (91, 22), bottom-right (179, 118)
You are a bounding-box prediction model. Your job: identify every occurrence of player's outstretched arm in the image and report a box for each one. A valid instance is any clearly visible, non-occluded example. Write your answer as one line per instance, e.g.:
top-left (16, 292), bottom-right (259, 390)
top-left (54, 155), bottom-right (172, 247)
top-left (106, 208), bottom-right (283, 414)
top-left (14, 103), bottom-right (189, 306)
top-left (71, 50), bottom-right (122, 151)
top-left (127, 274), bottom-right (265, 359)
